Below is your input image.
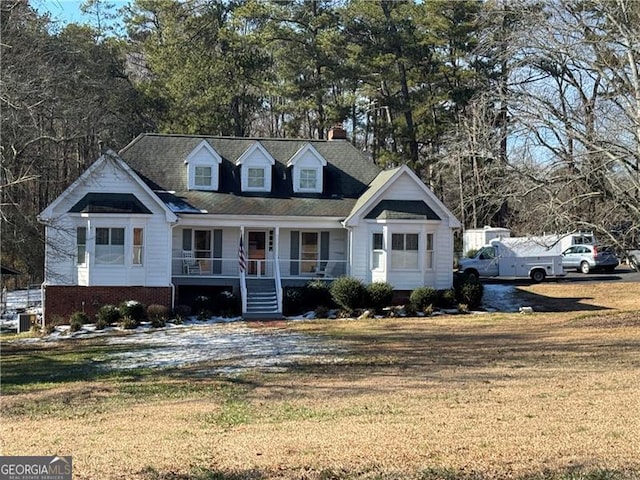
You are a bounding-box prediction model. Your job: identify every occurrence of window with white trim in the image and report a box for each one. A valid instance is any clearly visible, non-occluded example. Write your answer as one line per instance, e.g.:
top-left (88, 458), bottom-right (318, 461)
top-left (95, 227), bottom-right (125, 265)
top-left (372, 233), bottom-right (384, 270)
top-left (391, 233), bottom-right (418, 269)
top-left (77, 227), bottom-right (87, 265)
top-left (133, 228), bottom-right (144, 265)
top-left (194, 166), bottom-right (213, 187)
top-left (248, 167), bottom-right (265, 188)
top-left (300, 168), bottom-right (317, 190)
top-left (425, 233), bottom-right (434, 269)
top-left (301, 232), bottom-right (319, 274)
top-left (186, 140), bottom-right (221, 191)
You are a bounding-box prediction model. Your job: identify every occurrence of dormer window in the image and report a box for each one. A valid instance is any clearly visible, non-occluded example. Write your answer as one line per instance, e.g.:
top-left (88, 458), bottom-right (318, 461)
top-left (194, 166), bottom-right (212, 187)
top-left (237, 142), bottom-right (275, 192)
top-left (300, 168), bottom-right (317, 190)
top-left (185, 140), bottom-right (222, 191)
top-left (248, 168), bottom-right (265, 189)
top-left (288, 143), bottom-right (326, 193)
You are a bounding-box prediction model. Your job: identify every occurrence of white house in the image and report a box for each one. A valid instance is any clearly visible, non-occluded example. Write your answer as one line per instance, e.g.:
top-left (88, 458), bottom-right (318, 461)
top-left (38, 128), bottom-right (461, 321)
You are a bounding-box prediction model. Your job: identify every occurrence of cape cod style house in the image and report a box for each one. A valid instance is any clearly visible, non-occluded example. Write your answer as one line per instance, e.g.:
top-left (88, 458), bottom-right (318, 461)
top-left (38, 127), bottom-right (461, 321)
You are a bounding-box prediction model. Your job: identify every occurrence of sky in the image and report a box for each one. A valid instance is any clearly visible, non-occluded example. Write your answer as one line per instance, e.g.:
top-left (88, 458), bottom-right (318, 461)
top-left (32, 0), bottom-right (131, 29)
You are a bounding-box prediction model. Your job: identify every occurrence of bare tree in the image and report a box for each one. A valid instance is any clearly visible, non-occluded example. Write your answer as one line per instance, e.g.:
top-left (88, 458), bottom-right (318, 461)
top-left (450, 0), bottom-right (640, 246)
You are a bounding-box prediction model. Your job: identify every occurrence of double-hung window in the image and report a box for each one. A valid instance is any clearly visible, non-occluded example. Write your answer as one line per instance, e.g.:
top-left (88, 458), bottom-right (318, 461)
top-left (248, 168), bottom-right (265, 188)
top-left (372, 233), bottom-right (384, 270)
top-left (300, 168), bottom-right (317, 190)
top-left (95, 227), bottom-right (125, 264)
top-left (77, 227), bottom-right (87, 265)
top-left (133, 228), bottom-right (144, 265)
top-left (194, 166), bottom-right (212, 187)
top-left (425, 233), bottom-right (434, 269)
top-left (391, 233), bottom-right (419, 269)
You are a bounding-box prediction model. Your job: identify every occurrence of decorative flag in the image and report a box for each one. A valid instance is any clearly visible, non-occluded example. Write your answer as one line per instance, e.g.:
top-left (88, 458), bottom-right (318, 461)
top-left (238, 236), bottom-right (246, 273)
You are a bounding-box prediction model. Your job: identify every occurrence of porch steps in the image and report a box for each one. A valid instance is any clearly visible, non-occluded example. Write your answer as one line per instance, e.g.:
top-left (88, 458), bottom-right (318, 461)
top-left (244, 278), bottom-right (282, 320)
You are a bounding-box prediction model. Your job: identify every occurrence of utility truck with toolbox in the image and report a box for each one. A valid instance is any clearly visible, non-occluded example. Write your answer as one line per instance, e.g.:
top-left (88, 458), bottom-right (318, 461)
top-left (458, 238), bottom-right (566, 283)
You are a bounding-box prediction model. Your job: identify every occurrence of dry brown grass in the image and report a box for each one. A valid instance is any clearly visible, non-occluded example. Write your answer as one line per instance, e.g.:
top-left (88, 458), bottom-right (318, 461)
top-left (1, 282), bottom-right (640, 480)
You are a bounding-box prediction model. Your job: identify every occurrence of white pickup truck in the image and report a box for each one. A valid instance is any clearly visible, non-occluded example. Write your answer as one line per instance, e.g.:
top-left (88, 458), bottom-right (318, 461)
top-left (458, 239), bottom-right (566, 283)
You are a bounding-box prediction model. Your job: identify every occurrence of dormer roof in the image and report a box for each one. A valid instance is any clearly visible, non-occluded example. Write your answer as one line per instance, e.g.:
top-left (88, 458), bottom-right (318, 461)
top-left (184, 139), bottom-right (222, 165)
top-left (287, 143), bottom-right (327, 167)
top-left (235, 141), bottom-right (276, 166)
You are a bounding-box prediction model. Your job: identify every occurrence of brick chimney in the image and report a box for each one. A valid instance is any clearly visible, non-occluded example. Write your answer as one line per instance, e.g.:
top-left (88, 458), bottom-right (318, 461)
top-left (328, 124), bottom-right (347, 140)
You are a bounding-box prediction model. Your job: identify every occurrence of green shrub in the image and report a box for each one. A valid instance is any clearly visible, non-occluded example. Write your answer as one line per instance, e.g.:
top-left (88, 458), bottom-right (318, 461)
top-left (119, 300), bottom-right (146, 322)
top-left (95, 317), bottom-right (109, 330)
top-left (69, 311), bottom-right (87, 332)
top-left (192, 295), bottom-right (211, 316)
top-left (410, 286), bottom-right (438, 312)
top-left (173, 304), bottom-right (192, 324)
top-left (70, 311), bottom-right (89, 325)
top-left (366, 282), bottom-right (394, 314)
top-left (147, 304), bottom-right (170, 328)
top-left (305, 279), bottom-right (333, 309)
top-left (283, 287), bottom-right (305, 316)
top-left (403, 302), bottom-right (417, 317)
top-left (329, 276), bottom-right (366, 314)
top-left (438, 289), bottom-right (457, 309)
top-left (213, 290), bottom-right (239, 317)
top-left (457, 281), bottom-right (484, 309)
top-left (119, 316), bottom-right (139, 329)
top-left (96, 304), bottom-right (120, 326)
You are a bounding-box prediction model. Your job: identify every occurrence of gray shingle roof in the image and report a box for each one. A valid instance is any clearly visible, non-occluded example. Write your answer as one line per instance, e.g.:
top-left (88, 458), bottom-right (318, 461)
top-left (119, 134), bottom-right (382, 217)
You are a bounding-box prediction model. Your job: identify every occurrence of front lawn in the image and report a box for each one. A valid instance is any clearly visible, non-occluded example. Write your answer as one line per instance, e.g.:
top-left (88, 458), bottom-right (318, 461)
top-left (1, 282), bottom-right (639, 479)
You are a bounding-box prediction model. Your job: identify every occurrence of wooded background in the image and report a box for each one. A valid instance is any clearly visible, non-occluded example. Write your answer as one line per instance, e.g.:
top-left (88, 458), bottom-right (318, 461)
top-left (2, 0), bottom-right (639, 281)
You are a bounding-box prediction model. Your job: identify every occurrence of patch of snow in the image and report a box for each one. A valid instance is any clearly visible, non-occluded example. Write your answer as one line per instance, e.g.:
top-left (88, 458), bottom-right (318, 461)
top-left (100, 322), bottom-right (342, 374)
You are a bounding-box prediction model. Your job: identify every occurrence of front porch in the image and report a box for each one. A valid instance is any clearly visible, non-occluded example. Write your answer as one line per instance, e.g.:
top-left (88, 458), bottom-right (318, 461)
top-left (171, 226), bottom-right (348, 318)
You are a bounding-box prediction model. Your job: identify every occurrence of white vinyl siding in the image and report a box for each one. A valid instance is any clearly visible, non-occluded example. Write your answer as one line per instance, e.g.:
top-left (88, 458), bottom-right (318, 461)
top-left (42, 158), bottom-right (172, 287)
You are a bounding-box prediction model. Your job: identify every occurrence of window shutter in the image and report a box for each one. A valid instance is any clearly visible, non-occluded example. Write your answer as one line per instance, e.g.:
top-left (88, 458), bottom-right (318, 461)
top-left (182, 229), bottom-right (192, 251)
top-left (290, 231), bottom-right (299, 275)
top-left (320, 231), bottom-right (330, 269)
top-left (212, 229), bottom-right (222, 274)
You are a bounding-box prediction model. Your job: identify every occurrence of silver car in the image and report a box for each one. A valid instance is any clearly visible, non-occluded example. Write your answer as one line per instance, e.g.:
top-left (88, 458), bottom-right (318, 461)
top-left (561, 244), bottom-right (619, 274)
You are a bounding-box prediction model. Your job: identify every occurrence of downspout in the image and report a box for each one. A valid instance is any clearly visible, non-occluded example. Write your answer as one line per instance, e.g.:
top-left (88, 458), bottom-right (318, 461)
top-left (341, 220), bottom-right (353, 277)
top-left (240, 226), bottom-right (247, 315)
top-left (169, 220), bottom-right (179, 312)
top-left (274, 226), bottom-right (282, 314)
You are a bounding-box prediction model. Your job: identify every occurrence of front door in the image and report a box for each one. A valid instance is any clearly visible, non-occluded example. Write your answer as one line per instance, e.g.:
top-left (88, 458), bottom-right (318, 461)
top-left (247, 231), bottom-right (266, 276)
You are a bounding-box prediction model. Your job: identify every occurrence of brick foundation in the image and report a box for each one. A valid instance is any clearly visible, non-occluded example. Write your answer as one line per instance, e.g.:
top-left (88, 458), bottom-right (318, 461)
top-left (43, 285), bottom-right (173, 324)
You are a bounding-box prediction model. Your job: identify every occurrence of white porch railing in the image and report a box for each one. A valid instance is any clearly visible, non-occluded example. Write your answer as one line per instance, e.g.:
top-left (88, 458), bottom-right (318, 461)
top-left (172, 256), bottom-right (347, 279)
